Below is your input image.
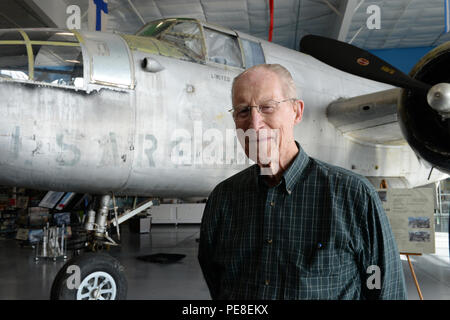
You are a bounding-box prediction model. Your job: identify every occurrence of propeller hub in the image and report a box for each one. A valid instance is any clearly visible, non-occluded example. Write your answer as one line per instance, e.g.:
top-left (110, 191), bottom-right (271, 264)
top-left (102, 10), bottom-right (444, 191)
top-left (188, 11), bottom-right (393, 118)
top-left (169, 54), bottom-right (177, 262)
top-left (427, 83), bottom-right (450, 117)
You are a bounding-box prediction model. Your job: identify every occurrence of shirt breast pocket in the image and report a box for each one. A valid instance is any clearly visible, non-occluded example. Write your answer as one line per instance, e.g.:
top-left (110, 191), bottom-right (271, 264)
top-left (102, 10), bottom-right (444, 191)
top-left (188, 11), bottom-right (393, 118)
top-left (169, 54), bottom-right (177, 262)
top-left (297, 247), bottom-right (343, 277)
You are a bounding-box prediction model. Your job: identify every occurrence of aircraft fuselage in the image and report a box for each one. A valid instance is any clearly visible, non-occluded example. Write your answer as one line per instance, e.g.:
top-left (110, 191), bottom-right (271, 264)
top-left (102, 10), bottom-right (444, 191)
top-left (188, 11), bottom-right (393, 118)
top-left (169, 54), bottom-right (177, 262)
top-left (0, 21), bottom-right (445, 197)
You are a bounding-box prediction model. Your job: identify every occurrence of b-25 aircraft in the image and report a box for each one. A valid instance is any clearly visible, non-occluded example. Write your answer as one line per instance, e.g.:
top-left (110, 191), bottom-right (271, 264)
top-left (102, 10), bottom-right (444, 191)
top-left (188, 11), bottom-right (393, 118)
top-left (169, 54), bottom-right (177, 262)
top-left (0, 17), bottom-right (449, 299)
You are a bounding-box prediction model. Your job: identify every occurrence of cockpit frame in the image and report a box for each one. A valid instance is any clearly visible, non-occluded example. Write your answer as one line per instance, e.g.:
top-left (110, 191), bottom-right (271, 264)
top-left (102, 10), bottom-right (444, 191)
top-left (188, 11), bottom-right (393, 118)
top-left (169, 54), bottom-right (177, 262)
top-left (135, 17), bottom-right (266, 70)
top-left (0, 28), bottom-right (87, 90)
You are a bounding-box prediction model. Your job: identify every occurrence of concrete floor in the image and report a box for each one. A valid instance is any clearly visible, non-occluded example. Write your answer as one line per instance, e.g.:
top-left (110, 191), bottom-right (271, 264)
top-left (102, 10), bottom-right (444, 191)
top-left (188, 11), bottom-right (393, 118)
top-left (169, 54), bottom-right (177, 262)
top-left (401, 232), bottom-right (450, 300)
top-left (0, 225), bottom-right (448, 300)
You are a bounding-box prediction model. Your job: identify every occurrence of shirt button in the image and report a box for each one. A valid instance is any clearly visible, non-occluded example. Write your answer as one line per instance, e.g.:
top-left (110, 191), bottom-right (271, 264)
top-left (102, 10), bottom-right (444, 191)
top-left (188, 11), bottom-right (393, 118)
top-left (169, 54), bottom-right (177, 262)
top-left (270, 201), bottom-right (275, 207)
top-left (287, 189), bottom-right (292, 194)
top-left (265, 280), bottom-right (270, 285)
top-left (266, 239), bottom-right (273, 244)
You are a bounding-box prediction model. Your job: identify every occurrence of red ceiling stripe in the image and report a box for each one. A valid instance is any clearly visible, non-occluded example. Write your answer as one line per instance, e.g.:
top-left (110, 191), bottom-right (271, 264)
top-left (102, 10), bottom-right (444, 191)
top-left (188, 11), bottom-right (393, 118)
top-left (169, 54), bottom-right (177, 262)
top-left (269, 0), bottom-right (274, 42)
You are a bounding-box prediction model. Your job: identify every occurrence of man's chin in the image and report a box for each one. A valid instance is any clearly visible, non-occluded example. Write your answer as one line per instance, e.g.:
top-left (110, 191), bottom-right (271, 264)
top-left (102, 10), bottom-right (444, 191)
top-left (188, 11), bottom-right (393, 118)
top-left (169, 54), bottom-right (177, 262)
top-left (247, 138), bottom-right (277, 150)
top-left (245, 144), bottom-right (279, 169)
top-left (249, 137), bottom-right (276, 143)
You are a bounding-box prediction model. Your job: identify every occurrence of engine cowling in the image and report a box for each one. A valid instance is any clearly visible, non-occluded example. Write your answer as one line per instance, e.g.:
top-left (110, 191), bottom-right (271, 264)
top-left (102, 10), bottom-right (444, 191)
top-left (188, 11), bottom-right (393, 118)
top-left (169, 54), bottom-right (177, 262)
top-left (398, 42), bottom-right (450, 174)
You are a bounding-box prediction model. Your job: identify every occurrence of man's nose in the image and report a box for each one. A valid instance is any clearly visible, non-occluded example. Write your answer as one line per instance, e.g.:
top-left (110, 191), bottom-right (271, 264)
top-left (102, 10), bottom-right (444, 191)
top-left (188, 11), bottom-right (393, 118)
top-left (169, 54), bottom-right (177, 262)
top-left (248, 107), bottom-right (264, 130)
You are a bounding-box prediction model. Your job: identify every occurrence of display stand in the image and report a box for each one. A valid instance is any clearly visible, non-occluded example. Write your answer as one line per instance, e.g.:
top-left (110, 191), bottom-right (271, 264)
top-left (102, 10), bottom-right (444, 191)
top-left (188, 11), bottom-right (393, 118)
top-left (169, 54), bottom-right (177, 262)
top-left (35, 223), bottom-right (67, 262)
top-left (379, 180), bottom-right (424, 300)
top-left (399, 252), bottom-right (423, 300)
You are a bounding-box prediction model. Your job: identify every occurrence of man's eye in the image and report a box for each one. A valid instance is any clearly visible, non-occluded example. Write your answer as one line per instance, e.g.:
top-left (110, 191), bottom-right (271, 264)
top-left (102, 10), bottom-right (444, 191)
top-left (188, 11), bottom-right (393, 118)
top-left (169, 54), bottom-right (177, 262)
top-left (237, 108), bottom-right (250, 116)
top-left (260, 106), bottom-right (275, 113)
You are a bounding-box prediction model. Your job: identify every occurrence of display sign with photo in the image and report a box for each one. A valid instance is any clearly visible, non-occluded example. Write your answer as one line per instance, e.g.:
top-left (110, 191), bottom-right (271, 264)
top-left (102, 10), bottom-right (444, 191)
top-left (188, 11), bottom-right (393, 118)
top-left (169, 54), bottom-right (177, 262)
top-left (377, 188), bottom-right (435, 254)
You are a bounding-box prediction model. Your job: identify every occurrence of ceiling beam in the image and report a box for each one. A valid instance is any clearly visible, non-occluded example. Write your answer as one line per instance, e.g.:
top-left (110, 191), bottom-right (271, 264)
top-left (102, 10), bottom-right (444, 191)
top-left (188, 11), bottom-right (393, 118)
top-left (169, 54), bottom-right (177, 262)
top-left (320, 0), bottom-right (342, 17)
top-left (24, 0), bottom-right (69, 28)
top-left (127, 0), bottom-right (146, 26)
top-left (331, 0), bottom-right (360, 42)
top-left (0, 0), bottom-right (52, 28)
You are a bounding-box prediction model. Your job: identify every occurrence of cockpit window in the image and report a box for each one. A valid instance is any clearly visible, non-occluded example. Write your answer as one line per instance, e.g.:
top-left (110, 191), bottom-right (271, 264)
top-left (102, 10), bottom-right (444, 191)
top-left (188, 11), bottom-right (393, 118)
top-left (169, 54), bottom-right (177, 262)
top-left (0, 29), bottom-right (84, 88)
top-left (135, 18), bottom-right (251, 69)
top-left (0, 30), bottom-right (23, 41)
top-left (0, 45), bottom-right (29, 80)
top-left (33, 45), bottom-right (83, 87)
top-left (160, 21), bottom-right (204, 60)
top-left (204, 27), bottom-right (242, 68)
top-left (136, 20), bottom-right (175, 38)
top-left (136, 20), bottom-right (205, 62)
top-left (0, 31), bottom-right (29, 79)
top-left (241, 39), bottom-right (265, 68)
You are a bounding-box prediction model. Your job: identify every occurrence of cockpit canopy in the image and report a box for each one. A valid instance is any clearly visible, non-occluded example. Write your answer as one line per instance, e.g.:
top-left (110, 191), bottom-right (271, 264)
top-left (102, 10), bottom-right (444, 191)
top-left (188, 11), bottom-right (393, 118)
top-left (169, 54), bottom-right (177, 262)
top-left (135, 18), bottom-right (265, 69)
top-left (0, 18), bottom-right (266, 91)
top-left (0, 29), bottom-right (83, 87)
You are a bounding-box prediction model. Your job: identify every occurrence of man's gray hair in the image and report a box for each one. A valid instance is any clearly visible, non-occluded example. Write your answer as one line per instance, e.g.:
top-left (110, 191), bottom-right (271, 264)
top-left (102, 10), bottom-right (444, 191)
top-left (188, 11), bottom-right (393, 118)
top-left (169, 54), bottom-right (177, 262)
top-left (231, 63), bottom-right (298, 101)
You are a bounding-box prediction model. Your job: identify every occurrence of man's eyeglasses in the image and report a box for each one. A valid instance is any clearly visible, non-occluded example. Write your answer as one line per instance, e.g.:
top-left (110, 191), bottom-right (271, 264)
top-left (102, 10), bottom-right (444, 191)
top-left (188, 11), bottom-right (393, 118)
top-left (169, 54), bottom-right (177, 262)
top-left (229, 98), bottom-right (297, 122)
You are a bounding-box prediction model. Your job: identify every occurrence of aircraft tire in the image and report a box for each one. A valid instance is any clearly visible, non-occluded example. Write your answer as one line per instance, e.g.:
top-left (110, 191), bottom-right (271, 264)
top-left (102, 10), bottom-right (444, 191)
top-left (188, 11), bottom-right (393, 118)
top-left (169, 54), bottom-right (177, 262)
top-left (50, 252), bottom-right (127, 300)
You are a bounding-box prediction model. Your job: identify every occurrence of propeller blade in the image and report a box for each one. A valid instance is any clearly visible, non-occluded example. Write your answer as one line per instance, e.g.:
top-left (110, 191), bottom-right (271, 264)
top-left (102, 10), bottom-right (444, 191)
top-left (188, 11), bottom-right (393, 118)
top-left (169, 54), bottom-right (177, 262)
top-left (300, 35), bottom-right (431, 93)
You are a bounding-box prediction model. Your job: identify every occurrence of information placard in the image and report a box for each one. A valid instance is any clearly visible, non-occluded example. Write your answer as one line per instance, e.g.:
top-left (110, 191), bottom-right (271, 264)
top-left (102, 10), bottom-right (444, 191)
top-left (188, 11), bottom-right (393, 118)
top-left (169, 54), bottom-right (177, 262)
top-left (377, 188), bottom-right (435, 254)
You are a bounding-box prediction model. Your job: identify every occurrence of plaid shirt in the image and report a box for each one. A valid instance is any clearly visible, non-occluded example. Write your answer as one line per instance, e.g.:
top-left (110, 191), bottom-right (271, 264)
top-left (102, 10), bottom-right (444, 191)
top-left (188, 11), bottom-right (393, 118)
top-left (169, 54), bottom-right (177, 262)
top-left (198, 142), bottom-right (407, 300)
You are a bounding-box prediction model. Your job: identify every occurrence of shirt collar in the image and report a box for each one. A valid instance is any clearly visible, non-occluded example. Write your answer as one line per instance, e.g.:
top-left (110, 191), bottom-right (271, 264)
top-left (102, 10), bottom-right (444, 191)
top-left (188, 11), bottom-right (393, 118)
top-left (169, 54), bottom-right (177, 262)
top-left (255, 141), bottom-right (310, 194)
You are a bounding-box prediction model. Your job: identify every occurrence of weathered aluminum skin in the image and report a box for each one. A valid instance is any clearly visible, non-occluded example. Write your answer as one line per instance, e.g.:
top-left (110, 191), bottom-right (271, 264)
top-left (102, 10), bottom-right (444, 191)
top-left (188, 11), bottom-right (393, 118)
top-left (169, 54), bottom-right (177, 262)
top-left (0, 24), bottom-right (446, 197)
top-left (82, 31), bottom-right (134, 88)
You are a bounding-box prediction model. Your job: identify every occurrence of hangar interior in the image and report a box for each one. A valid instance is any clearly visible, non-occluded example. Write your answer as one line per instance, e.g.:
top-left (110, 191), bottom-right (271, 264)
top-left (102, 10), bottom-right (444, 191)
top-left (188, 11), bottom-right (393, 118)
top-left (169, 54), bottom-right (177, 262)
top-left (0, 0), bottom-right (449, 300)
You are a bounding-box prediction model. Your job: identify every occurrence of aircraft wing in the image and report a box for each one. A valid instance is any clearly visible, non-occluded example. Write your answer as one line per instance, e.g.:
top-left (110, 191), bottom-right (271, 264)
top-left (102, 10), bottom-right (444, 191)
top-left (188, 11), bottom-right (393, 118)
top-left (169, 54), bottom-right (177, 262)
top-left (327, 88), bottom-right (405, 146)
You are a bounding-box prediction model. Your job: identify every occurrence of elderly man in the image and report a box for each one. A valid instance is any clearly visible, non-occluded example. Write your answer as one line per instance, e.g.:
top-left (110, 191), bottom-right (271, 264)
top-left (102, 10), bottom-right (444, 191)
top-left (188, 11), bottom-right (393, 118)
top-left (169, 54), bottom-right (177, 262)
top-left (198, 63), bottom-right (407, 300)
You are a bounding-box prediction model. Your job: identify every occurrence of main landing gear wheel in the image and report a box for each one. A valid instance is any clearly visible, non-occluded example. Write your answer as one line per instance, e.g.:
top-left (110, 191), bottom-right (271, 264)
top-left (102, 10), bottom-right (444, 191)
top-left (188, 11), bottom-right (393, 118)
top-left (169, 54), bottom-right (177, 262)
top-left (50, 252), bottom-right (127, 300)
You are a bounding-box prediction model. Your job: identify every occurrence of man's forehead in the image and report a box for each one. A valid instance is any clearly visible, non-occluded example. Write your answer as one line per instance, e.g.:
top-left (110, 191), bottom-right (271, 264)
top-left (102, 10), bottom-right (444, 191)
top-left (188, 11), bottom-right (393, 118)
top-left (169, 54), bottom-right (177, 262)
top-left (236, 67), bottom-right (279, 85)
top-left (233, 69), bottom-right (283, 100)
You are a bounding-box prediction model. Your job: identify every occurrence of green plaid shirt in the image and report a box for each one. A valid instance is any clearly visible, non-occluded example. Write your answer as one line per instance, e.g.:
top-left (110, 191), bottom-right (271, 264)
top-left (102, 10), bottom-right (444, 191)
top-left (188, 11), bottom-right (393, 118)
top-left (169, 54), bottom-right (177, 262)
top-left (198, 142), bottom-right (407, 300)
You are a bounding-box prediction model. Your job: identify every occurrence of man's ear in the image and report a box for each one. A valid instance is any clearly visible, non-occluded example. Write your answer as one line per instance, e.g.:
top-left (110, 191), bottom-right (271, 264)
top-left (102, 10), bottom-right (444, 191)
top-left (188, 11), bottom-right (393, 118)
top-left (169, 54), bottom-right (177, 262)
top-left (294, 100), bottom-right (304, 124)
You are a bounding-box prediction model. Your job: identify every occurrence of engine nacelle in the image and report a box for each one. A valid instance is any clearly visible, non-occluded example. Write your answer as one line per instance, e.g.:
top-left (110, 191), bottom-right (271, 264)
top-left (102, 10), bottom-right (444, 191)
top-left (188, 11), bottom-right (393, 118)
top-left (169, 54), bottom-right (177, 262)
top-left (398, 42), bottom-right (450, 174)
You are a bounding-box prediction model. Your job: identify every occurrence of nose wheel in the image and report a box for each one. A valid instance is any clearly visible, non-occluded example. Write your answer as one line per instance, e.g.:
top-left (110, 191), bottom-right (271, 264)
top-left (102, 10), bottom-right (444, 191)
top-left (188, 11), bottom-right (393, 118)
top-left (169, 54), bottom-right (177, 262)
top-left (76, 271), bottom-right (117, 300)
top-left (50, 252), bottom-right (127, 300)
